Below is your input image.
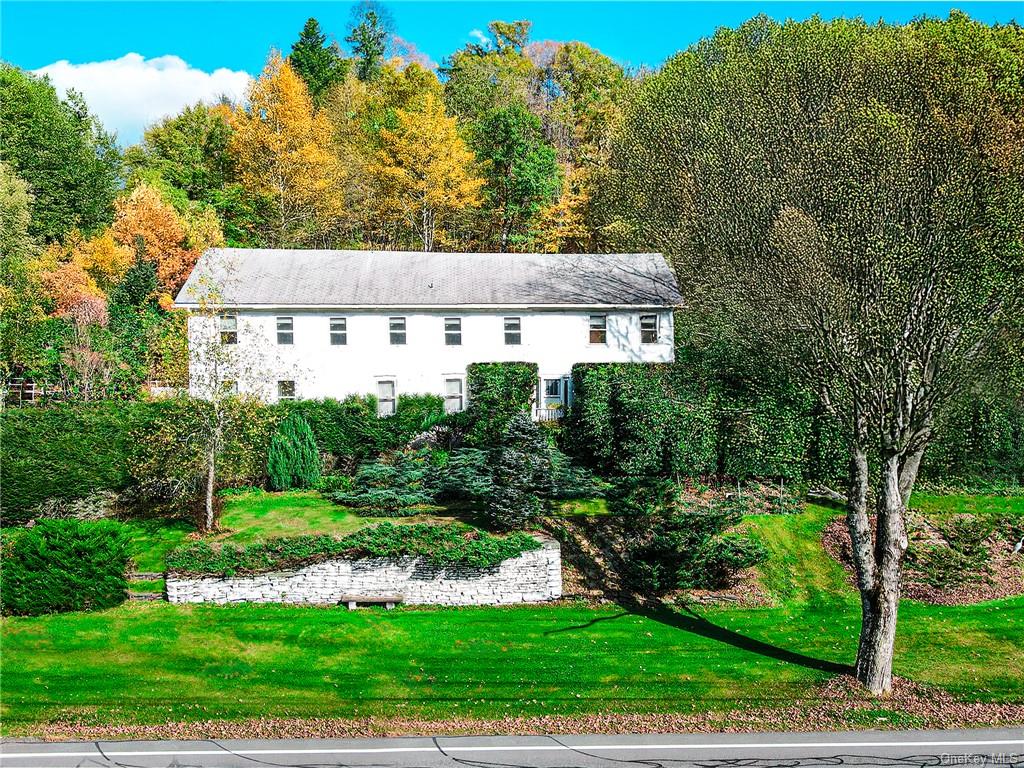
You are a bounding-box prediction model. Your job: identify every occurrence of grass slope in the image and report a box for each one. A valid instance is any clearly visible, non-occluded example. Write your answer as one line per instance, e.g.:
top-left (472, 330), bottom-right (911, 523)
top-left (2, 498), bottom-right (1022, 733)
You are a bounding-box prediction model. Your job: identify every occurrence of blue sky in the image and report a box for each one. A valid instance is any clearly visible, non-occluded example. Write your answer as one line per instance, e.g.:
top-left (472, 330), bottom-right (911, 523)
top-left (2, 1), bottom-right (1022, 143)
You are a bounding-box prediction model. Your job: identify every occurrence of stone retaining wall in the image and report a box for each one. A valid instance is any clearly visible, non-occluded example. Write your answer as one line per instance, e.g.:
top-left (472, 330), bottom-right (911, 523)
top-left (166, 536), bottom-right (561, 606)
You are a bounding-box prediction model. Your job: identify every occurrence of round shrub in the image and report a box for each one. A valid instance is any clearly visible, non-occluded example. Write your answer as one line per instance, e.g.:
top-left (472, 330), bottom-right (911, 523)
top-left (0, 520), bottom-right (132, 616)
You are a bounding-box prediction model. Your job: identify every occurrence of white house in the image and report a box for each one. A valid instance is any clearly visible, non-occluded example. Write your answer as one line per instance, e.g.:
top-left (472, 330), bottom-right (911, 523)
top-left (174, 249), bottom-right (682, 418)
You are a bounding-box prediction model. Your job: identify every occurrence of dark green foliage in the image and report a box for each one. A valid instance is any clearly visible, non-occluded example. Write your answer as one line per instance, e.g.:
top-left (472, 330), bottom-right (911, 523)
top-left (486, 413), bottom-right (553, 529)
top-left (280, 397), bottom-right (383, 466)
top-left (621, 492), bottom-right (767, 594)
top-left (267, 412), bottom-right (322, 491)
top-left (470, 101), bottom-right (561, 250)
top-left (465, 362), bottom-right (538, 446)
top-left (166, 522), bottom-right (541, 575)
top-left (548, 448), bottom-right (607, 499)
top-left (346, 1), bottom-right (392, 82)
top-left (381, 394), bottom-right (446, 449)
top-left (0, 403), bottom-right (156, 522)
top-left (289, 18), bottom-right (350, 105)
top-left (429, 448), bottom-right (494, 502)
top-left (0, 65), bottom-right (120, 240)
top-left (0, 520), bottom-right (131, 615)
top-left (923, 395), bottom-right (1024, 484)
top-left (328, 450), bottom-right (438, 513)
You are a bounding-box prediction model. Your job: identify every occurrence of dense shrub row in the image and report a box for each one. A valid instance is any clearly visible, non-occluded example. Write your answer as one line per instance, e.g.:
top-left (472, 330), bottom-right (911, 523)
top-left (166, 522), bottom-right (542, 575)
top-left (564, 362), bottom-right (1024, 485)
top-left (0, 520), bottom-right (132, 615)
top-left (0, 394), bottom-right (451, 521)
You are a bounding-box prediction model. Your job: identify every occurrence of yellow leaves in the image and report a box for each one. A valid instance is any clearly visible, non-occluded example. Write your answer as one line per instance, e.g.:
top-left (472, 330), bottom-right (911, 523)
top-left (74, 230), bottom-right (134, 288)
top-left (36, 240), bottom-right (106, 316)
top-left (536, 167), bottom-right (592, 253)
top-left (113, 183), bottom-right (198, 293)
top-left (370, 91), bottom-right (483, 249)
top-left (229, 52), bottom-right (346, 244)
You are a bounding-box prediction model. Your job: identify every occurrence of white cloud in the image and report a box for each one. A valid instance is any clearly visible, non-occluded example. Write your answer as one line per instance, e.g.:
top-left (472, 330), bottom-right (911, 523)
top-left (33, 53), bottom-right (252, 146)
top-left (468, 29), bottom-right (492, 48)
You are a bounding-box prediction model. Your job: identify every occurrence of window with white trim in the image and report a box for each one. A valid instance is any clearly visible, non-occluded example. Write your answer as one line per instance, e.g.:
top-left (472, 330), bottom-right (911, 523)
top-left (640, 314), bottom-right (659, 344)
top-left (544, 378), bottom-right (562, 399)
top-left (444, 378), bottom-right (464, 413)
top-left (276, 316), bottom-right (294, 345)
top-left (278, 380), bottom-right (296, 401)
top-left (444, 317), bottom-right (461, 346)
top-left (389, 317), bottom-right (406, 345)
top-left (219, 314), bottom-right (237, 345)
top-left (330, 317), bottom-right (347, 345)
top-left (589, 314), bottom-right (607, 344)
top-left (504, 317), bottom-right (521, 345)
top-left (377, 379), bottom-right (397, 417)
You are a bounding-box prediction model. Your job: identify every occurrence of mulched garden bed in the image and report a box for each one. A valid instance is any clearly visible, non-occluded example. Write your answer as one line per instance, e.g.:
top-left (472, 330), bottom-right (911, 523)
top-left (822, 515), bottom-right (1024, 605)
top-left (20, 676), bottom-right (1023, 741)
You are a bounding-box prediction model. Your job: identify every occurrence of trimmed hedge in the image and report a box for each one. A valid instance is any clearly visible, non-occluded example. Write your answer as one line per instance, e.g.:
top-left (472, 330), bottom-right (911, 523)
top-left (465, 362), bottom-right (538, 446)
top-left (0, 520), bottom-right (132, 615)
top-left (1, 402), bottom-right (159, 523)
top-left (267, 412), bottom-right (322, 491)
top-left (166, 523), bottom-right (542, 575)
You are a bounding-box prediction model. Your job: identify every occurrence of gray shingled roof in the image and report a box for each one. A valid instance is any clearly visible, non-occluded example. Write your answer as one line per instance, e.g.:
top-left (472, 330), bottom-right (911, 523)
top-left (174, 249), bottom-right (682, 308)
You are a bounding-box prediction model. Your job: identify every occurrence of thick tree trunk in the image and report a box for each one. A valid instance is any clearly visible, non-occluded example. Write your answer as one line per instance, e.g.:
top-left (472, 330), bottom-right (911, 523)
top-left (852, 453), bottom-right (909, 695)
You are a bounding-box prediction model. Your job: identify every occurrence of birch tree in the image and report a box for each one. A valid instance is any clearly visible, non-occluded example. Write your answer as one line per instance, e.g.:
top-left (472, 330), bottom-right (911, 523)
top-left (605, 13), bottom-right (1024, 693)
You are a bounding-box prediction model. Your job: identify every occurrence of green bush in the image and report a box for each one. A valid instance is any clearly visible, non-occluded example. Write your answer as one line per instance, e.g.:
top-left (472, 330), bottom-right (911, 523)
top-left (429, 448), bottom-right (494, 502)
top-left (381, 394), bottom-right (447, 449)
top-left (0, 402), bottom-right (159, 522)
top-left (619, 490), bottom-right (767, 593)
top-left (0, 520), bottom-right (132, 615)
top-left (280, 397), bottom-right (383, 467)
top-left (267, 412), bottom-right (322, 491)
top-left (486, 413), bottom-right (553, 529)
top-left (166, 522), bottom-right (541, 575)
top-left (465, 362), bottom-right (538, 446)
top-left (329, 450), bottom-right (438, 513)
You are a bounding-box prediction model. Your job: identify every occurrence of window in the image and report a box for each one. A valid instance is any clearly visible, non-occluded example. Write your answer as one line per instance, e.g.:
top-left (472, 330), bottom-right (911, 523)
top-left (277, 380), bottom-right (296, 401)
top-left (589, 314), bottom-right (607, 344)
top-left (444, 317), bottom-right (462, 346)
top-left (330, 317), bottom-right (347, 345)
top-left (377, 379), bottom-right (396, 417)
top-left (219, 314), bottom-right (237, 345)
top-left (389, 317), bottom-right (406, 345)
top-left (504, 316), bottom-right (522, 345)
top-left (276, 316), bottom-right (294, 345)
top-left (640, 314), bottom-right (659, 344)
top-left (444, 378), bottom-right (464, 413)
top-left (544, 378), bottom-right (561, 399)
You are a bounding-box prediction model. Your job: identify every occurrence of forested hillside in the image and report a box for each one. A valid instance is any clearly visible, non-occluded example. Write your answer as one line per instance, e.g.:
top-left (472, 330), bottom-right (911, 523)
top-left (1, 6), bottom-right (1021, 483)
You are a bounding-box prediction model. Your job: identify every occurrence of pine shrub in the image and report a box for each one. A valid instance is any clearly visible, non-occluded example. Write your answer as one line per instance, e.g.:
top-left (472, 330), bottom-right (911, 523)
top-left (0, 520), bottom-right (132, 616)
top-left (267, 412), bottom-right (322, 491)
top-left (486, 413), bottom-right (553, 530)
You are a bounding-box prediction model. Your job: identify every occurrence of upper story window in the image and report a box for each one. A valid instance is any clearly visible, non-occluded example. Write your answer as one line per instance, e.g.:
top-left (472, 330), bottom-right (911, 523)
top-left (330, 317), bottom-right (347, 346)
top-left (276, 316), bottom-right (294, 345)
top-left (389, 317), bottom-right (406, 345)
top-left (504, 317), bottom-right (521, 345)
top-left (219, 314), bottom-right (237, 345)
top-left (444, 317), bottom-right (461, 346)
top-left (377, 379), bottom-right (396, 417)
top-left (278, 380), bottom-right (296, 401)
top-left (589, 314), bottom-right (607, 344)
top-left (640, 314), bottom-right (659, 344)
top-left (444, 378), bottom-right (464, 413)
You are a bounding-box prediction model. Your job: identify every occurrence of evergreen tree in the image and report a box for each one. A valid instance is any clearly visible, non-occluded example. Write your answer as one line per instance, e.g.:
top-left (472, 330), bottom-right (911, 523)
top-left (267, 411), bottom-right (322, 491)
top-left (485, 412), bottom-right (552, 529)
top-left (346, 2), bottom-right (392, 82)
top-left (289, 18), bottom-right (350, 106)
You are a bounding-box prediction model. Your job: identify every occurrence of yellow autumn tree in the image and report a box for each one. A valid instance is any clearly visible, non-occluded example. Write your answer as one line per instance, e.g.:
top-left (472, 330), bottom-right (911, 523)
top-left (74, 230), bottom-right (134, 289)
top-left (371, 91), bottom-right (483, 251)
top-left (536, 166), bottom-right (592, 253)
top-left (34, 239), bottom-right (106, 316)
top-left (229, 53), bottom-right (345, 246)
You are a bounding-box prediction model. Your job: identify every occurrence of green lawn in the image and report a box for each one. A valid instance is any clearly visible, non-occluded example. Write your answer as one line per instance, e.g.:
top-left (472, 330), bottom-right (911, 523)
top-left (123, 491), bottom-right (458, 571)
top-left (2, 496), bottom-right (1022, 734)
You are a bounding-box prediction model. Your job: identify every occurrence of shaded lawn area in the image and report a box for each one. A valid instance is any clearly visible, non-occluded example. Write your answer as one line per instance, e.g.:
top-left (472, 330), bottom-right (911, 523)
top-left (909, 492), bottom-right (1024, 524)
top-left (3, 501), bottom-right (1022, 733)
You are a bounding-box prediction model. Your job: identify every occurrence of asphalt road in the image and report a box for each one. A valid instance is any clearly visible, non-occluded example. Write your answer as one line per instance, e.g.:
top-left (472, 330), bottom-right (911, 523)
top-left (2, 729), bottom-right (1022, 768)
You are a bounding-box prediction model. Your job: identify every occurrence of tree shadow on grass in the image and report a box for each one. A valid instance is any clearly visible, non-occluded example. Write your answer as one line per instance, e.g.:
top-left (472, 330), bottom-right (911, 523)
top-left (547, 599), bottom-right (851, 676)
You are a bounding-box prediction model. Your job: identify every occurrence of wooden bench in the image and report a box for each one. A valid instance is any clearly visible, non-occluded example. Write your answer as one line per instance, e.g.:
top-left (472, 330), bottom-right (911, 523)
top-left (341, 594), bottom-right (403, 610)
